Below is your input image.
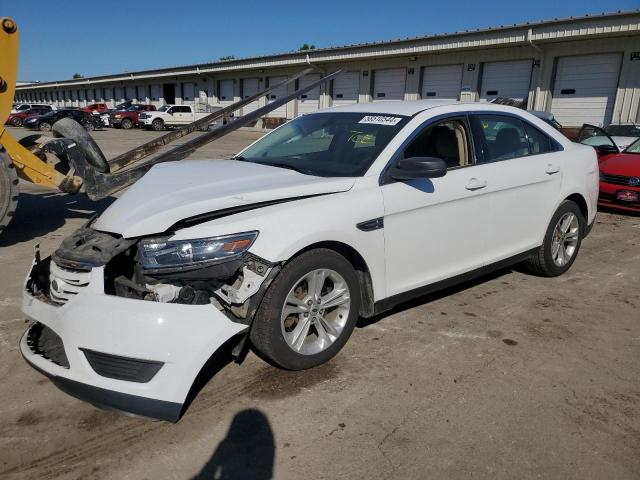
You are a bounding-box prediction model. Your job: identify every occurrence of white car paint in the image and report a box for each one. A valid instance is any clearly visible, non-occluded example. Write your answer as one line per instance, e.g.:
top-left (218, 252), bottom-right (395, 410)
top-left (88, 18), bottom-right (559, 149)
top-left (21, 100), bottom-right (598, 420)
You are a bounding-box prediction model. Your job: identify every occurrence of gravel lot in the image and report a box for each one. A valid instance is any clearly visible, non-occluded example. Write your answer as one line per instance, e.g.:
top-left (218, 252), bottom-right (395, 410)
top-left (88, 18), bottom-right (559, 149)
top-left (0, 126), bottom-right (639, 479)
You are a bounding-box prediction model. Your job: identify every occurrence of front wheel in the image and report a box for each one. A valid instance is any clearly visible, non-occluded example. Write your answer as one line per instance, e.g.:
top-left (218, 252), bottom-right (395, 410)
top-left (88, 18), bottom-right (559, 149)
top-left (121, 118), bottom-right (133, 129)
top-left (10, 117), bottom-right (22, 127)
top-left (39, 122), bottom-right (51, 132)
top-left (151, 119), bottom-right (165, 131)
top-left (250, 249), bottom-right (360, 370)
top-left (525, 200), bottom-right (585, 277)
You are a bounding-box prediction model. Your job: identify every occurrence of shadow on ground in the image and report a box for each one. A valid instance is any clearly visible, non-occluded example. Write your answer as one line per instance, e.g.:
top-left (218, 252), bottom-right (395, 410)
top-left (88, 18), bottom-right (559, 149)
top-left (192, 408), bottom-right (275, 480)
top-left (0, 190), bottom-right (115, 247)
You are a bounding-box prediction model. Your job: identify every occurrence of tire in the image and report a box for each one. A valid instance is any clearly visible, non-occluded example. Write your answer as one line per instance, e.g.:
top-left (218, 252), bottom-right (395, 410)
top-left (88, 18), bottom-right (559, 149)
top-left (0, 147), bottom-right (19, 235)
top-left (120, 118), bottom-right (133, 129)
top-left (525, 200), bottom-right (585, 277)
top-left (52, 117), bottom-right (109, 173)
top-left (83, 121), bottom-right (95, 132)
top-left (10, 117), bottom-right (23, 127)
top-left (38, 122), bottom-right (51, 132)
top-left (250, 248), bottom-right (360, 370)
top-left (151, 119), bottom-right (165, 131)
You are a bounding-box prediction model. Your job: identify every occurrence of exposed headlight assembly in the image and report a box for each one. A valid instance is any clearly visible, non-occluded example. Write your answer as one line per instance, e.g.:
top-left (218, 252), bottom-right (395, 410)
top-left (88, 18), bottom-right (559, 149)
top-left (140, 231), bottom-right (258, 270)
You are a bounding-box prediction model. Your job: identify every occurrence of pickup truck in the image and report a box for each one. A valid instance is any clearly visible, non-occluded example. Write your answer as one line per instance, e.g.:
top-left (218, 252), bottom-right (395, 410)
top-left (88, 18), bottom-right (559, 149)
top-left (138, 104), bottom-right (222, 131)
top-left (110, 104), bottom-right (156, 129)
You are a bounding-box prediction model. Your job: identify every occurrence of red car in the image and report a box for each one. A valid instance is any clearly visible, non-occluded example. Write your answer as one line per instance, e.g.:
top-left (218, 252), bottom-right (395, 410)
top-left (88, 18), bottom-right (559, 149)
top-left (5, 107), bottom-right (52, 127)
top-left (579, 125), bottom-right (640, 213)
top-left (110, 104), bottom-right (156, 129)
top-left (82, 103), bottom-right (109, 114)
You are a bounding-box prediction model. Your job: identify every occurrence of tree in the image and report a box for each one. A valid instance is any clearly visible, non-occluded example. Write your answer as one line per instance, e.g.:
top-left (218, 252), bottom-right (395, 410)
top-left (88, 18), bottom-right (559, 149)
top-left (219, 55), bottom-right (235, 61)
top-left (72, 73), bottom-right (83, 79)
top-left (298, 44), bottom-right (316, 51)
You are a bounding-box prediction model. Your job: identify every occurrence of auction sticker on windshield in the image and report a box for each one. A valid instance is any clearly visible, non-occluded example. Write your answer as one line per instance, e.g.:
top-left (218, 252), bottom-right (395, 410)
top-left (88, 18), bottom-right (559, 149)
top-left (359, 115), bottom-right (403, 126)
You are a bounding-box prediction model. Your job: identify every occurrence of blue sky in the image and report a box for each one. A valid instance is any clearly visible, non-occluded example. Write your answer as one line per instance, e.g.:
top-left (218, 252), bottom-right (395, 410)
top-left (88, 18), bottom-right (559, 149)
top-left (4, 0), bottom-right (638, 81)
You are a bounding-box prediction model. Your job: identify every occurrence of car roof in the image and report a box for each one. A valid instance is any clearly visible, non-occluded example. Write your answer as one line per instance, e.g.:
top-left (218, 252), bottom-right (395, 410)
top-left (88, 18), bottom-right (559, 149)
top-left (315, 99), bottom-right (551, 117)
top-left (316, 99), bottom-right (459, 116)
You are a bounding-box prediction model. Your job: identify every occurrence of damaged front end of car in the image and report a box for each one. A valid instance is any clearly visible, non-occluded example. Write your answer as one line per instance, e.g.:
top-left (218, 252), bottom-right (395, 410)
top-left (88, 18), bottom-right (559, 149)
top-left (21, 223), bottom-right (281, 421)
top-left (29, 225), bottom-right (280, 341)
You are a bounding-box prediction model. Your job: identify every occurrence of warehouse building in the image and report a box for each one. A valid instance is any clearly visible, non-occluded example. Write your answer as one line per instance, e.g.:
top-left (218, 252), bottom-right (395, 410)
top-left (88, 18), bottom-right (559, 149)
top-left (14, 10), bottom-right (640, 127)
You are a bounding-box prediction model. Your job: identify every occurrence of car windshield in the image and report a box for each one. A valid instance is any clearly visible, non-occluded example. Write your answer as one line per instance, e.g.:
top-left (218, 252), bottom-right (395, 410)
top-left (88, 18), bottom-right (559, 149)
top-left (41, 110), bottom-right (58, 117)
top-left (605, 125), bottom-right (640, 137)
top-left (126, 105), bottom-right (141, 111)
top-left (237, 112), bottom-right (409, 177)
top-left (624, 138), bottom-right (640, 154)
top-left (157, 105), bottom-right (170, 112)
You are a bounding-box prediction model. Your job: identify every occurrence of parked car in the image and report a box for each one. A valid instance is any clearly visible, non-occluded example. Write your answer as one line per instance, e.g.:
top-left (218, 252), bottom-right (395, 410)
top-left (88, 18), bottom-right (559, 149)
top-left (139, 104), bottom-right (221, 131)
top-left (20, 101), bottom-right (597, 421)
top-left (23, 109), bottom-right (103, 131)
top-left (111, 104), bottom-right (156, 129)
top-left (82, 103), bottom-right (109, 114)
top-left (5, 107), bottom-right (52, 127)
top-left (11, 103), bottom-right (54, 114)
top-left (603, 123), bottom-right (640, 150)
top-left (579, 124), bottom-right (640, 212)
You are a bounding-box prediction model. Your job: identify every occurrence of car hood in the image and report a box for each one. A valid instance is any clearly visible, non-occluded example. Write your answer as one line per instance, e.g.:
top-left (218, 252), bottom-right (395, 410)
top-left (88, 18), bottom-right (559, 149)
top-left (599, 153), bottom-right (640, 176)
top-left (94, 160), bottom-right (356, 238)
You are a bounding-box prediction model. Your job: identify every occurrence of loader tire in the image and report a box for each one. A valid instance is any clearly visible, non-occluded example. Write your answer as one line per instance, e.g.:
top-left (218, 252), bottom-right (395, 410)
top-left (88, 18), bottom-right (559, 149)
top-left (52, 117), bottom-right (109, 173)
top-left (0, 146), bottom-right (19, 235)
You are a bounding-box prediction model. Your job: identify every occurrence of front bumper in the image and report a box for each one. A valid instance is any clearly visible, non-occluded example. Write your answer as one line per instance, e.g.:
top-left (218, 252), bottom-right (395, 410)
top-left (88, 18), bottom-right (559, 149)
top-left (598, 181), bottom-right (640, 212)
top-left (21, 262), bottom-right (248, 421)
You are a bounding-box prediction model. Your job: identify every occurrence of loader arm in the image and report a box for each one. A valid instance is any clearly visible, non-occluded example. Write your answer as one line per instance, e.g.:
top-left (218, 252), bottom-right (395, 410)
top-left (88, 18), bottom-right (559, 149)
top-left (0, 17), bottom-right (81, 191)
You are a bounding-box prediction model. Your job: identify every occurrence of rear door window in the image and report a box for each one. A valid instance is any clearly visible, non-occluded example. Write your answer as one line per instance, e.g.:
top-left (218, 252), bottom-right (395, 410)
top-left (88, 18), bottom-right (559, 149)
top-left (471, 115), bottom-right (530, 162)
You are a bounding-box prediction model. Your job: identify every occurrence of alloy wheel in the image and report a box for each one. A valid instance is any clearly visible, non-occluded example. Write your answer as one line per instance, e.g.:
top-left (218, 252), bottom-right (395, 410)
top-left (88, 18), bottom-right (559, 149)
top-left (280, 268), bottom-right (351, 355)
top-left (551, 212), bottom-right (579, 267)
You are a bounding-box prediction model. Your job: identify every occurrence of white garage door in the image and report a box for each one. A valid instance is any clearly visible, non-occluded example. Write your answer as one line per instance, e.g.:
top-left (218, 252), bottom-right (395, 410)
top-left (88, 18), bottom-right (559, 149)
top-left (241, 78), bottom-right (261, 115)
top-left (421, 64), bottom-right (463, 100)
top-left (267, 76), bottom-right (288, 118)
top-left (218, 79), bottom-right (234, 106)
top-left (297, 73), bottom-right (321, 115)
top-left (373, 68), bottom-right (406, 101)
top-left (550, 53), bottom-right (622, 127)
top-left (182, 82), bottom-right (195, 104)
top-left (332, 71), bottom-right (359, 106)
top-left (480, 60), bottom-right (532, 102)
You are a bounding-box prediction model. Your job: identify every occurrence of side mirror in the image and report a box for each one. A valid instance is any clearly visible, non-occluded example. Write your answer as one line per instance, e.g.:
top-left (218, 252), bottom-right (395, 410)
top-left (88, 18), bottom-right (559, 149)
top-left (595, 144), bottom-right (619, 154)
top-left (389, 156), bottom-right (447, 181)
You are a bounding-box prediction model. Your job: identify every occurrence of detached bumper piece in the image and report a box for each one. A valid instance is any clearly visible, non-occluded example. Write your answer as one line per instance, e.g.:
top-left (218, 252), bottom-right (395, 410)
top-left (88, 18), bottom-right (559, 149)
top-left (81, 348), bottom-right (163, 383)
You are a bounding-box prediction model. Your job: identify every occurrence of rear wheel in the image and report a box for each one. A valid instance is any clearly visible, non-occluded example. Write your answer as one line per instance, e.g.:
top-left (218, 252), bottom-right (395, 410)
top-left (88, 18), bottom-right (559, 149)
top-left (151, 118), bottom-right (165, 131)
top-left (0, 147), bottom-right (19, 234)
top-left (250, 249), bottom-right (360, 370)
top-left (120, 118), bottom-right (133, 129)
top-left (525, 200), bottom-right (584, 277)
top-left (10, 117), bottom-right (23, 127)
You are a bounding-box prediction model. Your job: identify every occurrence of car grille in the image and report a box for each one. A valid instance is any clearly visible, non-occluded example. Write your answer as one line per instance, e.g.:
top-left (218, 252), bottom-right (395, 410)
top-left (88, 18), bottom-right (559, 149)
top-left (49, 262), bottom-right (90, 306)
top-left (601, 173), bottom-right (632, 186)
top-left (81, 348), bottom-right (163, 383)
top-left (26, 322), bottom-right (70, 368)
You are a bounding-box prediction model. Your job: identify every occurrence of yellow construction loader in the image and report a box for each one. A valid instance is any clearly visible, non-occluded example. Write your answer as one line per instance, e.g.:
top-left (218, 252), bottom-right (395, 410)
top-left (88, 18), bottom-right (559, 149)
top-left (0, 17), bottom-right (339, 234)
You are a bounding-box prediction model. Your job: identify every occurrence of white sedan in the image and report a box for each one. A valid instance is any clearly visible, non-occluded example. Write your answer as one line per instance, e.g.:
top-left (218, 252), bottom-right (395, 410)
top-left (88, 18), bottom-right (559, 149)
top-left (21, 100), bottom-right (599, 421)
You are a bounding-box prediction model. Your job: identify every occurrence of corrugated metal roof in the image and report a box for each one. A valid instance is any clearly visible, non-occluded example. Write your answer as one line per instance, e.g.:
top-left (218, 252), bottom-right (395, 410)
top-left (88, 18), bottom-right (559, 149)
top-left (17, 9), bottom-right (640, 89)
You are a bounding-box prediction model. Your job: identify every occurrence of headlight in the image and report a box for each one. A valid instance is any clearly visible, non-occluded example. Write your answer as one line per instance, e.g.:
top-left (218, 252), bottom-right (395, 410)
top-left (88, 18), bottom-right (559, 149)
top-left (139, 231), bottom-right (258, 270)
top-left (114, 114), bottom-right (122, 118)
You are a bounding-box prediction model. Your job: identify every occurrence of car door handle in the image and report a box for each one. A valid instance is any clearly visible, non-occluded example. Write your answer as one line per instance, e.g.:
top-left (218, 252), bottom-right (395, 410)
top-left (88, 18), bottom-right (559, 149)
top-left (545, 164), bottom-right (560, 175)
top-left (465, 178), bottom-right (487, 191)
